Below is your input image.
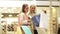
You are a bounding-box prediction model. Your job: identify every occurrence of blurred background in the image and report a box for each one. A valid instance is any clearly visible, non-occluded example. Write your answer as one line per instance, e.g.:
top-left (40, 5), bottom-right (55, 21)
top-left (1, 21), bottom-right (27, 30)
top-left (0, 0), bottom-right (60, 34)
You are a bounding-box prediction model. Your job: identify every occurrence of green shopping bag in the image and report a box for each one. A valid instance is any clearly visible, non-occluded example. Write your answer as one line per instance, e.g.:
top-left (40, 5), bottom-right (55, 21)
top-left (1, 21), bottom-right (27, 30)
top-left (21, 26), bottom-right (32, 34)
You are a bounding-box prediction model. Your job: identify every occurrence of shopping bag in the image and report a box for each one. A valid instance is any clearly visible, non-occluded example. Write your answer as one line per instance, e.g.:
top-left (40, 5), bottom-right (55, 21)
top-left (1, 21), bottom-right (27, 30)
top-left (32, 14), bottom-right (40, 27)
top-left (21, 26), bottom-right (32, 34)
top-left (16, 26), bottom-right (22, 34)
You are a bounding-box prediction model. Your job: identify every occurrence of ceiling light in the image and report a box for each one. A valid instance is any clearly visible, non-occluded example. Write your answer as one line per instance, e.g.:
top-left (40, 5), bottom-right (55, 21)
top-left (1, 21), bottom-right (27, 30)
top-left (9, 14), bottom-right (12, 17)
top-left (1, 15), bottom-right (4, 17)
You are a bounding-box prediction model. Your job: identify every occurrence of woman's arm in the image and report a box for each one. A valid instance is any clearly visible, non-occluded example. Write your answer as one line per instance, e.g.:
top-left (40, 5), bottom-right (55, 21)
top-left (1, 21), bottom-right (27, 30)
top-left (18, 14), bottom-right (23, 26)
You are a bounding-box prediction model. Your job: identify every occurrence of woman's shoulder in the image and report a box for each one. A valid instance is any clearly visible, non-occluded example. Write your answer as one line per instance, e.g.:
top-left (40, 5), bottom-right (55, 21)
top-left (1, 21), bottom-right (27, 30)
top-left (19, 12), bottom-right (24, 16)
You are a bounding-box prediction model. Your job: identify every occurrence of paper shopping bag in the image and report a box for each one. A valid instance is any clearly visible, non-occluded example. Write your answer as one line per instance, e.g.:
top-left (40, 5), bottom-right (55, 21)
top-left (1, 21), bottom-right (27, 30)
top-left (21, 26), bottom-right (32, 34)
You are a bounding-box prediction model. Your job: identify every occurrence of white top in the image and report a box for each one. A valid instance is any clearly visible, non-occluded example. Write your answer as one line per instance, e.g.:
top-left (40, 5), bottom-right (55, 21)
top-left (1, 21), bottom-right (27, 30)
top-left (39, 11), bottom-right (48, 29)
top-left (18, 12), bottom-right (28, 25)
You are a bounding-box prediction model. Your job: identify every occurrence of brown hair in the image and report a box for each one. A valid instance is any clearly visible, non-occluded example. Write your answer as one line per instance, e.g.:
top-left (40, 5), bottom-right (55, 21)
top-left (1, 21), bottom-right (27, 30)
top-left (22, 4), bottom-right (28, 13)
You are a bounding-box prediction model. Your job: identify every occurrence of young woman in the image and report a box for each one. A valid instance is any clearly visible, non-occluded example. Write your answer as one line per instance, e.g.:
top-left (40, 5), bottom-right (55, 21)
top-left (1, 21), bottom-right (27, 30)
top-left (18, 4), bottom-right (30, 26)
top-left (18, 4), bottom-right (32, 34)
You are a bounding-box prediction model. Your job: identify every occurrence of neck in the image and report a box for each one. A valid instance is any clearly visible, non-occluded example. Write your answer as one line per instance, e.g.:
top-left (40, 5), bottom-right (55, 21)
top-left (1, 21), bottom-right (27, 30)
top-left (24, 12), bottom-right (27, 15)
top-left (30, 11), bottom-right (35, 14)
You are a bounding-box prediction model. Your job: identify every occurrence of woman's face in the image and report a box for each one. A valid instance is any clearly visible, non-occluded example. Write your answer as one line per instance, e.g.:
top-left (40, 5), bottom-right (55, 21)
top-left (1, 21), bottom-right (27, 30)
top-left (30, 6), bottom-right (36, 13)
top-left (24, 6), bottom-right (28, 13)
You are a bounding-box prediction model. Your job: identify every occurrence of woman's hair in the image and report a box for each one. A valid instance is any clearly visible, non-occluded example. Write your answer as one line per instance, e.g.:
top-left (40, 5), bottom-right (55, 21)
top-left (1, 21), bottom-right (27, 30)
top-left (22, 4), bottom-right (28, 13)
